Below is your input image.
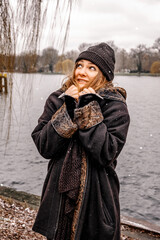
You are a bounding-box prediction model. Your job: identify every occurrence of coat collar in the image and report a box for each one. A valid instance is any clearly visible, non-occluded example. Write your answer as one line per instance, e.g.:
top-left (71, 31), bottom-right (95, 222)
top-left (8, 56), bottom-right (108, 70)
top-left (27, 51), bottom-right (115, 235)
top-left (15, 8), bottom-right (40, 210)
top-left (58, 86), bottom-right (127, 104)
top-left (97, 86), bottom-right (127, 104)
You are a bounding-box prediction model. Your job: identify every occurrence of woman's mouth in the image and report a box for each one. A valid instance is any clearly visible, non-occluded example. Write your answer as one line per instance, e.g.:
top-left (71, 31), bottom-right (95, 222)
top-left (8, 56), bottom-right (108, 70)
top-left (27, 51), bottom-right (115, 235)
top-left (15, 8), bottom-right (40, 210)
top-left (77, 79), bottom-right (88, 84)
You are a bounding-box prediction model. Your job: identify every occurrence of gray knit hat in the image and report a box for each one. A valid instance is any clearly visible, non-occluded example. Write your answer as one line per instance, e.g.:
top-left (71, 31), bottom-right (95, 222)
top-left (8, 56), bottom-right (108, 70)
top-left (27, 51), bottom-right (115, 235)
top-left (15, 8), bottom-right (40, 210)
top-left (75, 42), bottom-right (115, 81)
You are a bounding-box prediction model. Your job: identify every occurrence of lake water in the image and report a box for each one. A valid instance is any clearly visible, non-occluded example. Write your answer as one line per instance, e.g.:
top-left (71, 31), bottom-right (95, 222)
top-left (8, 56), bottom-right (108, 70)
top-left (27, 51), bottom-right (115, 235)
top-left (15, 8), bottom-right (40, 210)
top-left (0, 73), bottom-right (160, 226)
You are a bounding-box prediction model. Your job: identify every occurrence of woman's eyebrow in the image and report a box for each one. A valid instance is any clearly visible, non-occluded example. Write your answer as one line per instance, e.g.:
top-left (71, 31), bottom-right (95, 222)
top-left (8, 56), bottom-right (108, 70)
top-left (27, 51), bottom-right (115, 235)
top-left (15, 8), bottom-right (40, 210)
top-left (88, 62), bottom-right (96, 65)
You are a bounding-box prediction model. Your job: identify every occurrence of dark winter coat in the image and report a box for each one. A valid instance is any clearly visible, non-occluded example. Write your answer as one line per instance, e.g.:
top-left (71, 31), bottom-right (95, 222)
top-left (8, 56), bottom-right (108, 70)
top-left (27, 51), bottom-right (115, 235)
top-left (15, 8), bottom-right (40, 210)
top-left (31, 87), bottom-right (130, 240)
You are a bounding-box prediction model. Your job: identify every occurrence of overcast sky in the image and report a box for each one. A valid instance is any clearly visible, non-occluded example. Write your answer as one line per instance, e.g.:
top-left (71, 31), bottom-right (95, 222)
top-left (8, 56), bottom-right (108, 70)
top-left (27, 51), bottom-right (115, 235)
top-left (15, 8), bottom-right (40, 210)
top-left (65, 0), bottom-right (160, 52)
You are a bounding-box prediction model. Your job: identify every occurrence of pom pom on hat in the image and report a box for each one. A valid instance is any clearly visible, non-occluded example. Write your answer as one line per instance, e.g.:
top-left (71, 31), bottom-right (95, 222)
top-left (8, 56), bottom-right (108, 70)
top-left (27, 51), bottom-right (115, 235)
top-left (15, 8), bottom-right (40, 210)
top-left (75, 42), bottom-right (115, 81)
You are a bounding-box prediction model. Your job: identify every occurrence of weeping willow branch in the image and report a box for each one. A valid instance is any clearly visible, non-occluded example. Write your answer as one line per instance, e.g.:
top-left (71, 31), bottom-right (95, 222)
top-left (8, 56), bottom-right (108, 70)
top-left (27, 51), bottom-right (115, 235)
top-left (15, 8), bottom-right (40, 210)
top-left (0, 0), bottom-right (77, 141)
top-left (0, 0), bottom-right (77, 68)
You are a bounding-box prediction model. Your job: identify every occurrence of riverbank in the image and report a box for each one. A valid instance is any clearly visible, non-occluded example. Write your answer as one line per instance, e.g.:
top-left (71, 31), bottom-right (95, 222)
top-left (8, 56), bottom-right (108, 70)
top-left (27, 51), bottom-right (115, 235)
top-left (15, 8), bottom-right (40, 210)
top-left (115, 72), bottom-right (160, 77)
top-left (4, 71), bottom-right (160, 77)
top-left (41, 72), bottom-right (160, 77)
top-left (0, 186), bottom-right (160, 240)
top-left (0, 196), bottom-right (45, 240)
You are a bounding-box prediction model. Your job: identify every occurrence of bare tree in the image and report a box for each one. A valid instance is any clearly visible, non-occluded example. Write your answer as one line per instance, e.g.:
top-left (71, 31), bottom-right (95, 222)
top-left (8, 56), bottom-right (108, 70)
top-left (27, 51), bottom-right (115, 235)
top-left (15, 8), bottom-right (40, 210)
top-left (41, 47), bottom-right (58, 73)
top-left (64, 50), bottom-right (79, 62)
top-left (106, 41), bottom-right (118, 53)
top-left (115, 49), bottom-right (129, 72)
top-left (78, 43), bottom-right (93, 52)
top-left (15, 52), bottom-right (39, 73)
top-left (130, 44), bottom-right (148, 73)
top-left (153, 37), bottom-right (160, 58)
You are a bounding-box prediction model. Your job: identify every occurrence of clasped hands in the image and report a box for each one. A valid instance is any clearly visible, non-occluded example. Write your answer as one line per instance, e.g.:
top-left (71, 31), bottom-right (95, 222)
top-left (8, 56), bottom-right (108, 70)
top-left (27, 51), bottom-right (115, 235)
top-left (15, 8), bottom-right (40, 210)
top-left (65, 85), bottom-right (95, 101)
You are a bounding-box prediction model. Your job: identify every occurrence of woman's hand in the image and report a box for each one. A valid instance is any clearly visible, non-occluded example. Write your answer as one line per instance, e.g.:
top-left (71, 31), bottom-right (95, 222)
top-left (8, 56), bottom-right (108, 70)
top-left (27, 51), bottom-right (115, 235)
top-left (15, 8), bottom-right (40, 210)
top-left (79, 87), bottom-right (96, 96)
top-left (65, 85), bottom-right (79, 101)
top-left (65, 86), bottom-right (96, 101)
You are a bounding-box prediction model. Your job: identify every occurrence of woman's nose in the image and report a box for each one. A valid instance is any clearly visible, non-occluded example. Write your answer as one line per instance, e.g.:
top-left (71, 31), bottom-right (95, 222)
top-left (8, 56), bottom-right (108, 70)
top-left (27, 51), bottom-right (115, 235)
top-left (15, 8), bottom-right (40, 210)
top-left (79, 67), bottom-right (86, 75)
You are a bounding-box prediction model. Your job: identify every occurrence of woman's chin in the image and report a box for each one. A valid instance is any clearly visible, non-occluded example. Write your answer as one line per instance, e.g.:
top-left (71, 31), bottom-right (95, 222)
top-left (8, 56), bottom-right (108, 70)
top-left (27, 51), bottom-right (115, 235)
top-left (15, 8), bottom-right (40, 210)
top-left (78, 83), bottom-right (88, 90)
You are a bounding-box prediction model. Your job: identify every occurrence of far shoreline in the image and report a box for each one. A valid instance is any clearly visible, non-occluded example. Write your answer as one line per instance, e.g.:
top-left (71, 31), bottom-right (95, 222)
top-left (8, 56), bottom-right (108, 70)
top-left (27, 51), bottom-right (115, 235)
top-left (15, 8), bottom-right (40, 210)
top-left (1, 71), bottom-right (160, 77)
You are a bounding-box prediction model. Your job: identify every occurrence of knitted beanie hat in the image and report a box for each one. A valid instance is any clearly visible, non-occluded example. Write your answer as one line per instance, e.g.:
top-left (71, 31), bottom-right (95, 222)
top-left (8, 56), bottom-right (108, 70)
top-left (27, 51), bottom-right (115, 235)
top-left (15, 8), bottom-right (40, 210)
top-left (75, 42), bottom-right (115, 81)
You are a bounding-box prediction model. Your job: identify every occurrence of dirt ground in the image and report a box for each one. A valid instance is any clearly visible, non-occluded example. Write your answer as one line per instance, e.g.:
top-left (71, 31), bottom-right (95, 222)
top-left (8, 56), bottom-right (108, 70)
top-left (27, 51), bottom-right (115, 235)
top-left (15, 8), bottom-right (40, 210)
top-left (0, 196), bottom-right (159, 240)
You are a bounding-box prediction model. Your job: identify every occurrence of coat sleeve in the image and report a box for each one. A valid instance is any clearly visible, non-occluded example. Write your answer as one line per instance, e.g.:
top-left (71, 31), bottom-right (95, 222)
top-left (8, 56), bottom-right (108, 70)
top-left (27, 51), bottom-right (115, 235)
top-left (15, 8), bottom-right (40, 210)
top-left (31, 93), bottom-right (78, 159)
top-left (74, 100), bottom-right (130, 166)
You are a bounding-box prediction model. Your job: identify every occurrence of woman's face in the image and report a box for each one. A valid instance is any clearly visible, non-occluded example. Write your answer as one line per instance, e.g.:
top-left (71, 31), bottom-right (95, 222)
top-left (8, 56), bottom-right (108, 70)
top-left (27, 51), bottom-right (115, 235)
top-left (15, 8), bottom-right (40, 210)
top-left (74, 59), bottom-right (100, 89)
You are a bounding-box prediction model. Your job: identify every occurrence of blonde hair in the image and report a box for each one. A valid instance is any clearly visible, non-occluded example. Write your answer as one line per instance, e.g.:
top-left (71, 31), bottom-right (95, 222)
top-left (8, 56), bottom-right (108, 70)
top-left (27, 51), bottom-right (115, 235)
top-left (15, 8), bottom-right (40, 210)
top-left (61, 63), bottom-right (114, 92)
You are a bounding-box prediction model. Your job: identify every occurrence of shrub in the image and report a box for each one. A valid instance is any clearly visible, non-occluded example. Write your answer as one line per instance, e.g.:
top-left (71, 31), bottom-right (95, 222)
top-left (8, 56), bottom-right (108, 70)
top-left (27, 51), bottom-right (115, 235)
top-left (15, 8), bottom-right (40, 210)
top-left (150, 61), bottom-right (160, 73)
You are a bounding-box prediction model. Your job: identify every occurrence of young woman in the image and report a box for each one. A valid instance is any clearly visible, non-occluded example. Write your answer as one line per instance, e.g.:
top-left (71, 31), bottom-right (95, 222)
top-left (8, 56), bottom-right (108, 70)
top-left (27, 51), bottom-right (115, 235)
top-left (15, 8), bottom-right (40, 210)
top-left (31, 43), bottom-right (130, 240)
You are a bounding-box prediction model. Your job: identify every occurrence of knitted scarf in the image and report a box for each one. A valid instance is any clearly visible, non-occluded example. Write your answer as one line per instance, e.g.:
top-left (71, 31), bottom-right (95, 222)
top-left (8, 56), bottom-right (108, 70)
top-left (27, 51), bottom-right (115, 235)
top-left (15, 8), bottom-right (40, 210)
top-left (58, 137), bottom-right (83, 216)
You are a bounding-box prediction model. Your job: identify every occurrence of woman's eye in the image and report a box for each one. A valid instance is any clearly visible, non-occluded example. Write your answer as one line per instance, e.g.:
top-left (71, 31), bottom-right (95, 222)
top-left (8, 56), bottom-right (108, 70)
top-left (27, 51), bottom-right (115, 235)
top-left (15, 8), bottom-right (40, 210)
top-left (76, 63), bottom-right (82, 68)
top-left (90, 66), bottom-right (96, 70)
